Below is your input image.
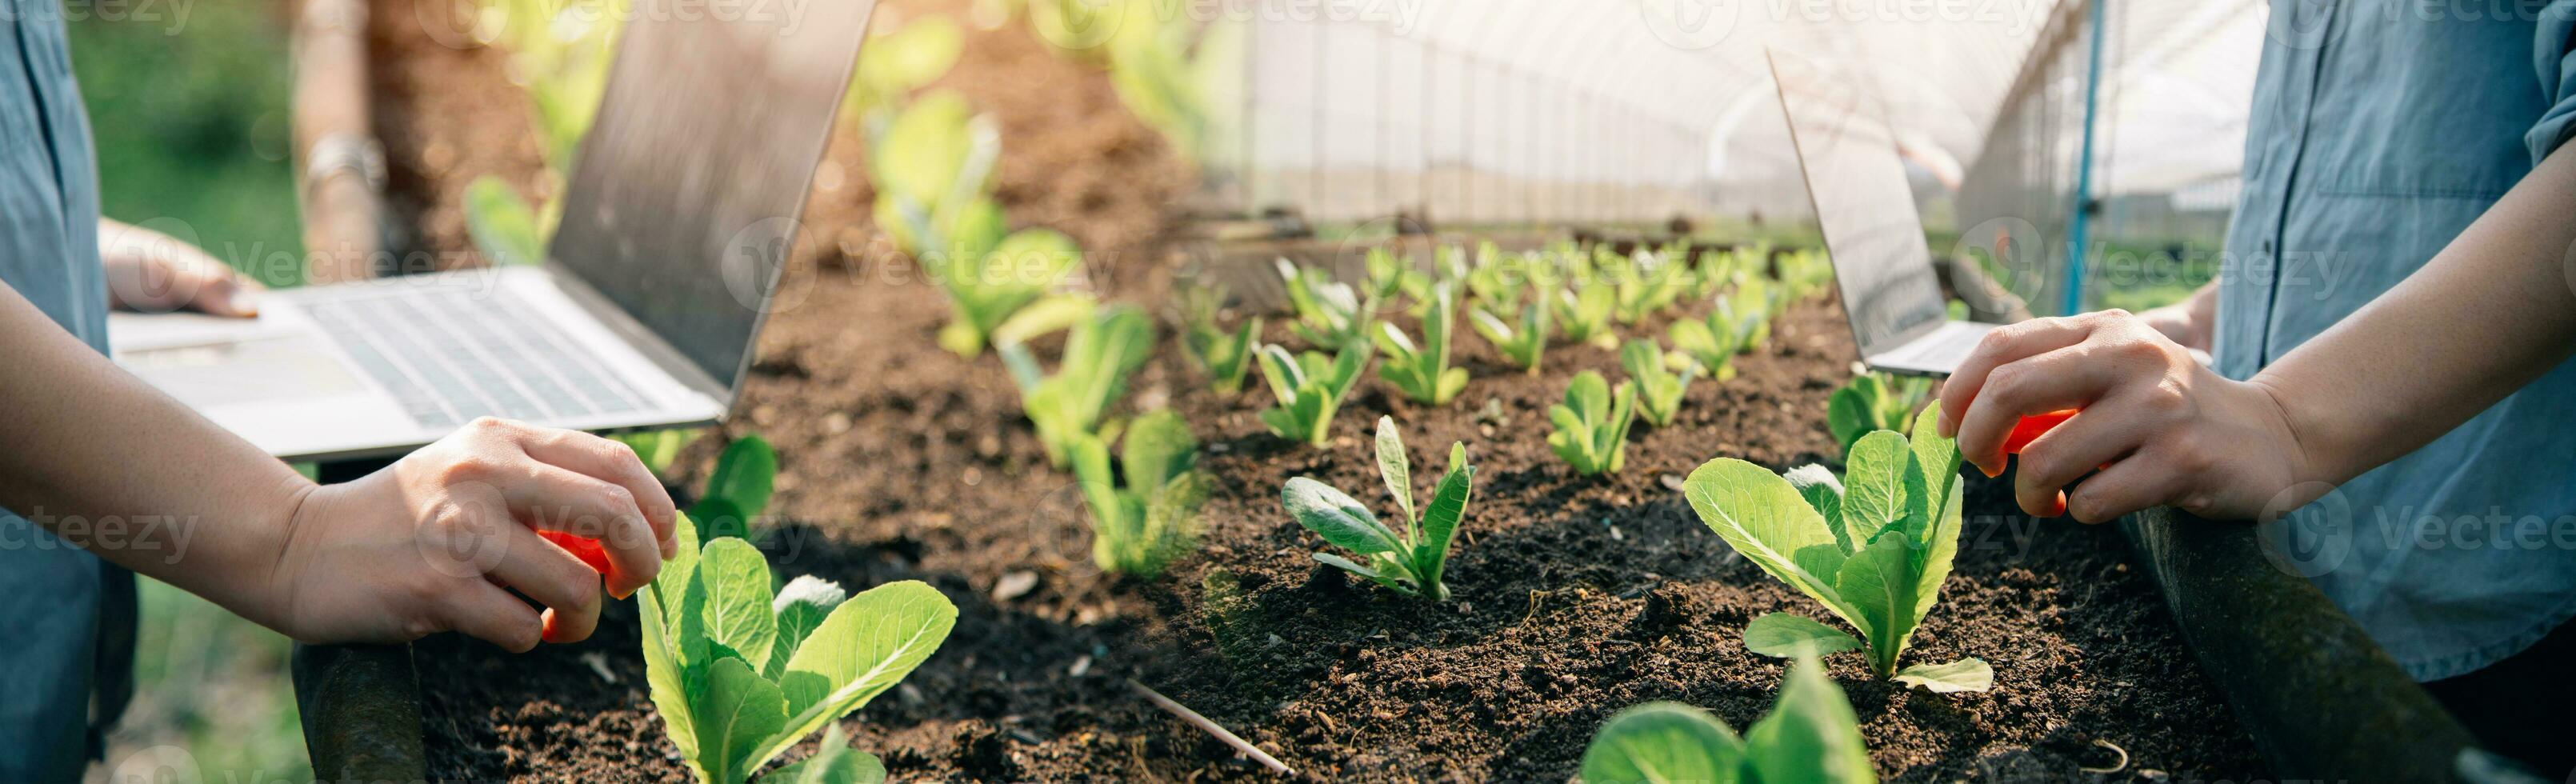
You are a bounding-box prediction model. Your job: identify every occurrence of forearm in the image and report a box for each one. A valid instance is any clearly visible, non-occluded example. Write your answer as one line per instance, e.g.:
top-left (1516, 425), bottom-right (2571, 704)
top-left (2178, 279), bottom-right (2217, 331)
top-left (2253, 144), bottom-right (2576, 486)
top-left (2135, 280), bottom-right (2218, 350)
top-left (0, 281), bottom-right (314, 620)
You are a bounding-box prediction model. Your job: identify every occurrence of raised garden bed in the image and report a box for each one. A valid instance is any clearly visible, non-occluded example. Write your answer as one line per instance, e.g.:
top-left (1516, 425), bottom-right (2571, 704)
top-left (362, 0), bottom-right (2269, 778)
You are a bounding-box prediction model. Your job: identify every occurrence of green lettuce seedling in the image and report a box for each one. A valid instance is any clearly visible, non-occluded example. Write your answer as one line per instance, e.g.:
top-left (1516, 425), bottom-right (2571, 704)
top-left (1406, 246), bottom-right (1471, 321)
top-left (1621, 339), bottom-right (1696, 427)
top-left (926, 222), bottom-right (1085, 358)
top-left (692, 435), bottom-right (778, 542)
top-left (1609, 246), bottom-right (1690, 323)
top-left (1548, 370), bottom-right (1638, 475)
top-left (1552, 284), bottom-right (1617, 347)
top-left (1362, 246), bottom-right (1408, 301)
top-left (1724, 276), bottom-right (1782, 352)
top-left (870, 90), bottom-right (1086, 357)
top-left (845, 14), bottom-right (962, 119)
top-left (1281, 416), bottom-right (1474, 600)
top-left (1669, 283), bottom-right (1772, 378)
top-left (1363, 246), bottom-right (1440, 319)
top-left (1278, 258), bottom-right (1372, 350)
top-left (1070, 410), bottom-right (1209, 577)
top-left (1021, 0), bottom-right (1208, 150)
top-left (762, 723), bottom-right (886, 784)
top-left (1666, 303), bottom-right (1754, 383)
top-left (1461, 241), bottom-right (1527, 311)
top-left (1682, 402), bottom-right (1991, 691)
top-left (1467, 298), bottom-right (1549, 375)
top-left (1686, 246), bottom-right (1749, 300)
top-left (1374, 282), bottom-right (1470, 406)
top-left (639, 513), bottom-right (958, 783)
top-left (612, 428), bottom-right (702, 477)
top-left (871, 90), bottom-right (994, 257)
top-left (1580, 653), bottom-right (1876, 784)
top-left (1255, 342), bottom-right (1372, 446)
top-left (1178, 286), bottom-right (1261, 394)
top-left (997, 300), bottom-right (1154, 469)
top-left (1826, 372), bottom-right (1933, 455)
top-left (1777, 247), bottom-right (1836, 302)
top-left (866, 88), bottom-right (1088, 354)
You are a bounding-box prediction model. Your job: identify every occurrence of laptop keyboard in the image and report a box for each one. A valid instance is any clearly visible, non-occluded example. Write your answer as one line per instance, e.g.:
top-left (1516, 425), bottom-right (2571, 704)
top-left (303, 288), bottom-right (650, 430)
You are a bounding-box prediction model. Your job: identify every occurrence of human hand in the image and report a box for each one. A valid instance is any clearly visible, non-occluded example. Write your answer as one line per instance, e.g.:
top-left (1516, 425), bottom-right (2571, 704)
top-left (1934, 310), bottom-right (2315, 523)
top-left (101, 218), bottom-right (262, 317)
top-left (257, 418), bottom-right (678, 650)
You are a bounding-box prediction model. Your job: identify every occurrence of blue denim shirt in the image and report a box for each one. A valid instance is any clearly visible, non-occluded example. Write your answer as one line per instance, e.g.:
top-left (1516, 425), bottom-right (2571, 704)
top-left (1, 0), bottom-right (112, 778)
top-left (2220, 0), bottom-right (2576, 681)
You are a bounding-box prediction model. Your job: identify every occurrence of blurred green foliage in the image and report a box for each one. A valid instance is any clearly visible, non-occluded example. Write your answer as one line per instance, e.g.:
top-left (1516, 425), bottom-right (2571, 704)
top-left (484, 0), bottom-right (626, 172)
top-left (110, 578), bottom-right (310, 781)
top-left (67, 2), bottom-right (303, 286)
top-left (462, 0), bottom-right (630, 253)
top-left (849, 13), bottom-right (963, 121)
top-left (1023, 0), bottom-right (1206, 156)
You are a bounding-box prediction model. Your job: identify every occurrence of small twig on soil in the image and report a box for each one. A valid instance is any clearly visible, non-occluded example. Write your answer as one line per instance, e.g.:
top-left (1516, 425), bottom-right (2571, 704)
top-left (1129, 678), bottom-right (1294, 775)
top-left (2078, 738), bottom-right (2130, 774)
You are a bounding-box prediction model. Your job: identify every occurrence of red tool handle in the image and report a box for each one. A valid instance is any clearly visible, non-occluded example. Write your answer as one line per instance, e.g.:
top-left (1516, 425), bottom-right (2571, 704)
top-left (540, 530), bottom-right (612, 574)
top-left (2001, 410), bottom-right (2078, 454)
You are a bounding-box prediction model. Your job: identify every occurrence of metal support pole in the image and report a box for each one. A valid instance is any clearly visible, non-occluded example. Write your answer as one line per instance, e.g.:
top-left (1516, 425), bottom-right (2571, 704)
top-left (2063, 0), bottom-right (2108, 315)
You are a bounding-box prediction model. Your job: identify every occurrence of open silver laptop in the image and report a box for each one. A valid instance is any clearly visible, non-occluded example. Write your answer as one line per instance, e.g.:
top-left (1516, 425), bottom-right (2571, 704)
top-left (1769, 50), bottom-right (1997, 377)
top-left (106, 0), bottom-right (878, 462)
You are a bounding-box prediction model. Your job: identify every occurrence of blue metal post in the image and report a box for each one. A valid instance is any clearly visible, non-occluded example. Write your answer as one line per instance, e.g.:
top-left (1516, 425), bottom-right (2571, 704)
top-left (2064, 0), bottom-right (2108, 315)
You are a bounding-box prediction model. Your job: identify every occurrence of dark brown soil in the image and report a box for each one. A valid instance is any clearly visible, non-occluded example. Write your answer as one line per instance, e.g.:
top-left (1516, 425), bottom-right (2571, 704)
top-left (379, 0), bottom-right (2268, 779)
top-left (365, 0), bottom-right (548, 271)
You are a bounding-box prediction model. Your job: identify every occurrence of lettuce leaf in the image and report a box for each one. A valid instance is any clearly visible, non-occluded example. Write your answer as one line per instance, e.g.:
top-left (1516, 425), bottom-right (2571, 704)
top-left (1681, 402), bottom-right (1987, 688)
top-left (641, 513), bottom-right (958, 782)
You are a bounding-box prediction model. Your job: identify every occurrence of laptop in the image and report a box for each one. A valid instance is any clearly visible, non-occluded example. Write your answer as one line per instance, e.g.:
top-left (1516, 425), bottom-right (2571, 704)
top-left (1767, 49), bottom-right (1998, 377)
top-left (106, 0), bottom-right (879, 462)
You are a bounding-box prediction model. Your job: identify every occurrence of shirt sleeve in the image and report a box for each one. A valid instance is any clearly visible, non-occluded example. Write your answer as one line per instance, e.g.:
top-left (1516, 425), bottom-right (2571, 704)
top-left (2529, 2), bottom-right (2576, 163)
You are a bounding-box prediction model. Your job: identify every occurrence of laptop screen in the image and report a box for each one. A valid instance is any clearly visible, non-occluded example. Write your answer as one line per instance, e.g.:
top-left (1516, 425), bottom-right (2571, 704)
top-left (548, 0), bottom-right (878, 392)
top-left (1767, 50), bottom-right (1950, 358)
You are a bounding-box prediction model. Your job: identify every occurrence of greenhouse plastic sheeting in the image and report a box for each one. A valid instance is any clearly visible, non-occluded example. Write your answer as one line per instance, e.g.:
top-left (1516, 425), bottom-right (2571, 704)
top-left (1196, 0), bottom-right (2264, 231)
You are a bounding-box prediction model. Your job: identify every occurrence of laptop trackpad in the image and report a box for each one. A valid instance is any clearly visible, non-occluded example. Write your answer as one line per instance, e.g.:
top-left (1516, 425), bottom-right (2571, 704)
top-left (120, 335), bottom-right (367, 409)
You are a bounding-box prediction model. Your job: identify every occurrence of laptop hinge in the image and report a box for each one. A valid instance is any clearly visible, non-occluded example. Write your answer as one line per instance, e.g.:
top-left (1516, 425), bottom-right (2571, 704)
top-left (539, 264), bottom-right (736, 410)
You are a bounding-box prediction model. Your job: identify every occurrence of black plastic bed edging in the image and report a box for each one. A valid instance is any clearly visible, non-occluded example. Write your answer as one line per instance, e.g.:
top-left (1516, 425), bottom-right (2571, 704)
top-left (292, 642), bottom-right (428, 781)
top-left (2118, 507), bottom-right (2546, 784)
